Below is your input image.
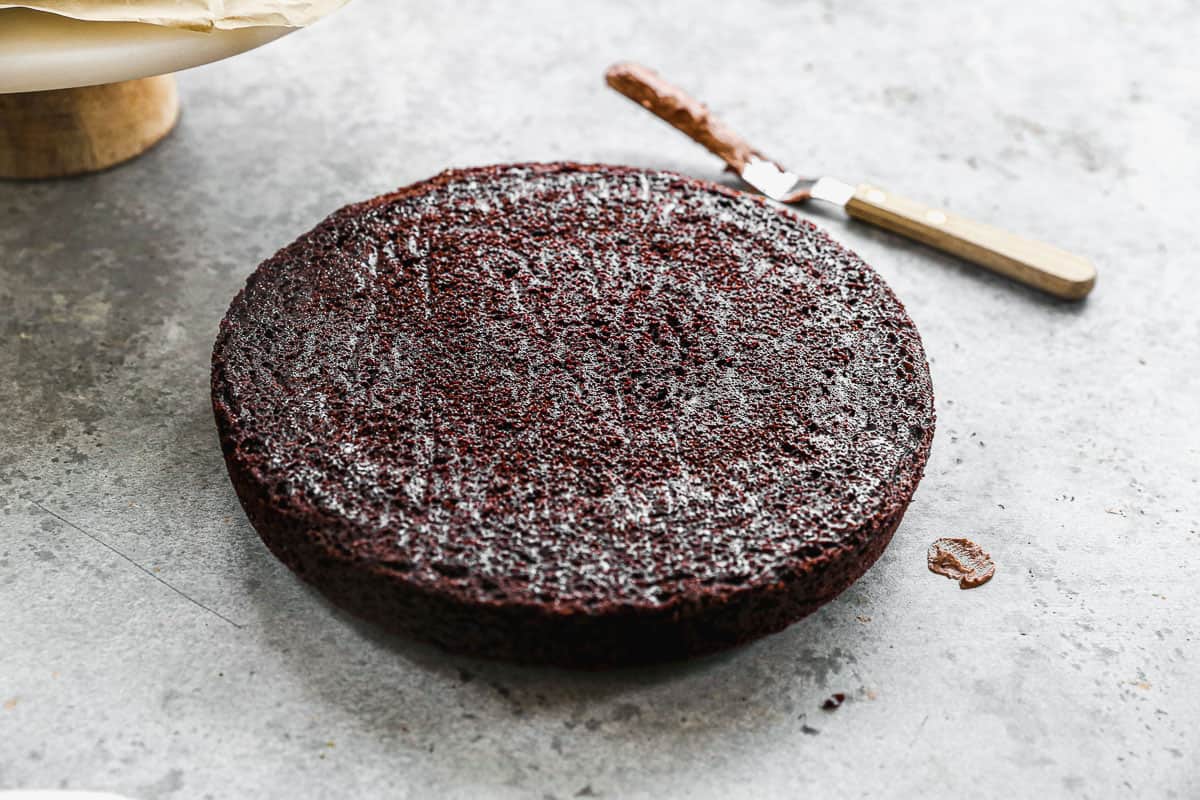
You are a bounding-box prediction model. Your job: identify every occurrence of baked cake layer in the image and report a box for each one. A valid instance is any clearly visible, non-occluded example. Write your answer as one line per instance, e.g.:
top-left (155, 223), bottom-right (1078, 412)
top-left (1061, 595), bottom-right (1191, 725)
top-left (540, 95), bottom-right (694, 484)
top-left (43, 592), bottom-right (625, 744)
top-left (212, 163), bottom-right (935, 666)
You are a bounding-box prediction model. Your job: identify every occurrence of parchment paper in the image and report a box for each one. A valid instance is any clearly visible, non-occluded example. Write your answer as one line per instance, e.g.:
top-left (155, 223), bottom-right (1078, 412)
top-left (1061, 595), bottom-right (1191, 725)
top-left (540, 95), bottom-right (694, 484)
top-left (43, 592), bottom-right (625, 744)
top-left (0, 0), bottom-right (349, 30)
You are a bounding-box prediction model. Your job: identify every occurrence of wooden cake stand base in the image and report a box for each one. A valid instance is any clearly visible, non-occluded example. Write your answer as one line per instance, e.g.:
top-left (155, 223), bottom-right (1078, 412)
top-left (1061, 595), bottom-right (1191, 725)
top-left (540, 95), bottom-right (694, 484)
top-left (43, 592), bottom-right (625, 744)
top-left (0, 74), bottom-right (179, 179)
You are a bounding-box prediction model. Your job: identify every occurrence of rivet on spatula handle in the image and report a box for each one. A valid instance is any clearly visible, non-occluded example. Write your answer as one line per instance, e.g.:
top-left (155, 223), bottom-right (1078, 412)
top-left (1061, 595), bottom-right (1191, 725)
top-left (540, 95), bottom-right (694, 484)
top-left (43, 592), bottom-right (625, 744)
top-left (845, 185), bottom-right (1096, 300)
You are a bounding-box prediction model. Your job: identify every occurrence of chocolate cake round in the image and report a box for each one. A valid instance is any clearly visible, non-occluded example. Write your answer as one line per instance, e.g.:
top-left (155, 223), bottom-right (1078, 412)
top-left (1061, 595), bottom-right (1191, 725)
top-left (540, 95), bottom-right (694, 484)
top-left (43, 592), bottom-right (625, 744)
top-left (212, 163), bottom-right (935, 667)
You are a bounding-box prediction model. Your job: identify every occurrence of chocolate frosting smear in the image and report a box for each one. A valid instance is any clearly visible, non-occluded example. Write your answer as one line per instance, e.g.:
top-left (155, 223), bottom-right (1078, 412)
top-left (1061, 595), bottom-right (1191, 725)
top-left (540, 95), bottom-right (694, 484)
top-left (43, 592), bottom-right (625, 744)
top-left (212, 163), bottom-right (936, 666)
top-left (928, 538), bottom-right (995, 589)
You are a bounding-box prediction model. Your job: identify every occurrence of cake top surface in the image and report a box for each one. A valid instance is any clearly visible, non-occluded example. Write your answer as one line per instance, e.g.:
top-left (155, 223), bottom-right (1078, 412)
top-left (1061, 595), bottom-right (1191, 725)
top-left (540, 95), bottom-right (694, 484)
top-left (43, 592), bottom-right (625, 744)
top-left (213, 163), bottom-right (934, 610)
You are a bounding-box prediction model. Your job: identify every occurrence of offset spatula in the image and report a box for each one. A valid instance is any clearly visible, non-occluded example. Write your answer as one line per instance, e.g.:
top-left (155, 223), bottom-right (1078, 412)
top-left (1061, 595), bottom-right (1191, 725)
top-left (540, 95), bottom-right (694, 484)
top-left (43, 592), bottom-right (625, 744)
top-left (605, 62), bottom-right (1096, 300)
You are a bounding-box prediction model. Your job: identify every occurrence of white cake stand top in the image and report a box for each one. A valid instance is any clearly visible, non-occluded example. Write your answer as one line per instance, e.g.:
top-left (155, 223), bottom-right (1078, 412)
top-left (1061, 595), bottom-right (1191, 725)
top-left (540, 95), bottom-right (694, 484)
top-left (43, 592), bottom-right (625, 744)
top-left (0, 7), bottom-right (291, 94)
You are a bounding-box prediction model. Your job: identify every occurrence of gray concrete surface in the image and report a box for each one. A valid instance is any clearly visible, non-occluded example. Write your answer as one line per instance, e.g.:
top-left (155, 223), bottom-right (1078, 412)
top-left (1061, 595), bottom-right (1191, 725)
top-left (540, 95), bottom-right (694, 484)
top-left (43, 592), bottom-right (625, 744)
top-left (2, 0), bottom-right (1198, 797)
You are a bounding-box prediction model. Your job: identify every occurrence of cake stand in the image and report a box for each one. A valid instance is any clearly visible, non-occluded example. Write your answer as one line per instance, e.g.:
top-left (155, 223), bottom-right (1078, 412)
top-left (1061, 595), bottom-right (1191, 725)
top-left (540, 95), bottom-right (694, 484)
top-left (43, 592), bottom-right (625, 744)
top-left (0, 8), bottom-right (293, 179)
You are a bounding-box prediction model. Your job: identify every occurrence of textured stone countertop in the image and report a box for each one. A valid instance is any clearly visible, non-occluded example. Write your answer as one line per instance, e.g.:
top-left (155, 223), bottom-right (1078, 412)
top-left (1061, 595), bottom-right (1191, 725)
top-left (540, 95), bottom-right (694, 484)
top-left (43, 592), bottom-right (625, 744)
top-left (1, 1), bottom-right (1197, 797)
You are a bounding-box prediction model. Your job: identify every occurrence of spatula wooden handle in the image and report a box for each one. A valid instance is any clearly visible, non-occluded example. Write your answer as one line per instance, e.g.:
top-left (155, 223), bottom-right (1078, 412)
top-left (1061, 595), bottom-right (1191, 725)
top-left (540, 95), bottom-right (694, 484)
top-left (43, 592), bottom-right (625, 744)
top-left (845, 184), bottom-right (1096, 300)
